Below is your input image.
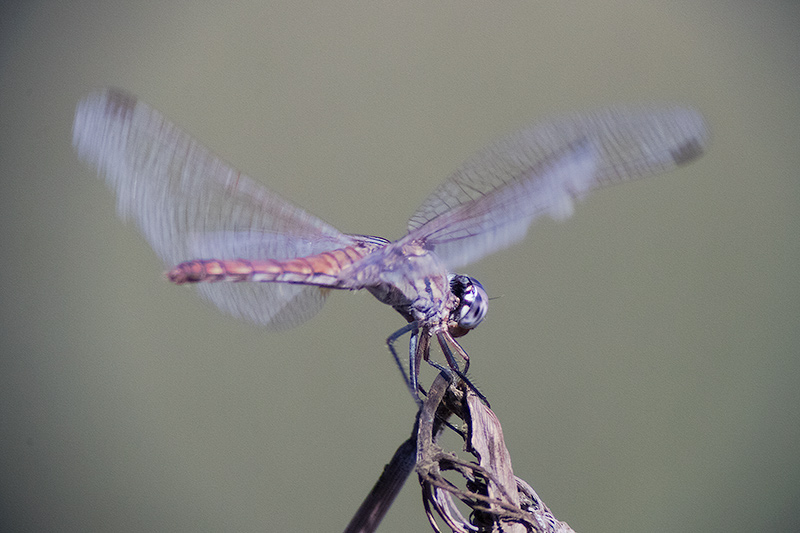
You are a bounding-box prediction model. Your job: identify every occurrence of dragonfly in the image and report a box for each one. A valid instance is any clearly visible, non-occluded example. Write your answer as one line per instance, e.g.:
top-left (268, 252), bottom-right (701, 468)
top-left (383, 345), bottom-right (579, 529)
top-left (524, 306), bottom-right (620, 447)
top-left (73, 88), bottom-right (708, 400)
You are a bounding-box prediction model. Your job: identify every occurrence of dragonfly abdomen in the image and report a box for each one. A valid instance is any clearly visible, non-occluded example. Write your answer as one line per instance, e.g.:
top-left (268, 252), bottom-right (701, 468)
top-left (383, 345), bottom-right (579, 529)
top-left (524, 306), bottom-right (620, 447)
top-left (167, 246), bottom-right (371, 287)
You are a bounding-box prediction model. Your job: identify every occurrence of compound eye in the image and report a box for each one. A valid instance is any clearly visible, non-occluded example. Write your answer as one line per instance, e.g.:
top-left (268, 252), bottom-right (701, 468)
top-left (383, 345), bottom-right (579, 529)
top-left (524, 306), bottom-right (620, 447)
top-left (449, 274), bottom-right (488, 330)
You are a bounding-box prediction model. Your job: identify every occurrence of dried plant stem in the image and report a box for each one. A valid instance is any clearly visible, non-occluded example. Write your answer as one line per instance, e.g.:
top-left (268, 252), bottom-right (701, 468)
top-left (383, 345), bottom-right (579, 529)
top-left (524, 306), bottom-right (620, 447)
top-left (345, 373), bottom-right (575, 533)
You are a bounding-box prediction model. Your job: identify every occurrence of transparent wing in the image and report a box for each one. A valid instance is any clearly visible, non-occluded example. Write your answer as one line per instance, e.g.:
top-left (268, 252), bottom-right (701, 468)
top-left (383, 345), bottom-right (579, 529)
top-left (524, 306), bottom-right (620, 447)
top-left (74, 88), bottom-right (359, 329)
top-left (407, 105), bottom-right (709, 270)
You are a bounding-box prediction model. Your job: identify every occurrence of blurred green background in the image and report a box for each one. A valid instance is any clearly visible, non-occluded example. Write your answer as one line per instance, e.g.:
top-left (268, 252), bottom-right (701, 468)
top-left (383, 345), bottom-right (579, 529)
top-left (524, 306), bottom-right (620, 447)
top-left (2, 1), bottom-right (798, 532)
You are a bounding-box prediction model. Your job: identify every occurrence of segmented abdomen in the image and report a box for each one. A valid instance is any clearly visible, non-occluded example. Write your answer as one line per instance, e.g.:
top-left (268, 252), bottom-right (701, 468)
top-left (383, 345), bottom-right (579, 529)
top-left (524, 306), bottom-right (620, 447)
top-left (167, 245), bottom-right (372, 288)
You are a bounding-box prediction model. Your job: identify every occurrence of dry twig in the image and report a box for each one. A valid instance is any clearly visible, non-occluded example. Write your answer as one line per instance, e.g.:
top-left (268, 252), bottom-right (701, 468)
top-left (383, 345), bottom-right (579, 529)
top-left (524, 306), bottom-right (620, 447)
top-left (346, 373), bottom-right (575, 533)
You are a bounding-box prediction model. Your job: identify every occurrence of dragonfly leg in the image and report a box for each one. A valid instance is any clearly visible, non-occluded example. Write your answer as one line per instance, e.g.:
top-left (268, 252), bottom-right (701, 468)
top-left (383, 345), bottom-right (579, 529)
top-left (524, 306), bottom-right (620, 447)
top-left (424, 357), bottom-right (453, 377)
top-left (387, 322), bottom-right (422, 404)
top-left (436, 331), bottom-right (462, 374)
top-left (436, 331), bottom-right (490, 407)
top-left (444, 332), bottom-right (471, 373)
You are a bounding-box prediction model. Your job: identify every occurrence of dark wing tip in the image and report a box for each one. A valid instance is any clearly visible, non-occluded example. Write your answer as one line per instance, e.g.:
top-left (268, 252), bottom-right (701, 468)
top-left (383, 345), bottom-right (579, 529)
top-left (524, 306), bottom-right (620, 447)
top-left (73, 88), bottom-right (139, 151)
top-left (75, 87), bottom-right (138, 129)
top-left (671, 137), bottom-right (706, 166)
top-left (100, 87), bottom-right (138, 120)
top-left (669, 105), bottom-right (710, 166)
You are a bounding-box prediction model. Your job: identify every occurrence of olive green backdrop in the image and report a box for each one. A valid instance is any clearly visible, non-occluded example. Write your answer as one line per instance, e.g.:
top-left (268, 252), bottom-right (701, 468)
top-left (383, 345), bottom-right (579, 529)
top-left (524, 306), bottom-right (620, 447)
top-left (1, 1), bottom-right (798, 532)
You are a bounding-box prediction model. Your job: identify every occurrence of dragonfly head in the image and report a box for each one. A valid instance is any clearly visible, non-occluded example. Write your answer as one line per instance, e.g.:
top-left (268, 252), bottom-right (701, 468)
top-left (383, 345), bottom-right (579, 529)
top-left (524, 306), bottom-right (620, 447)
top-left (448, 274), bottom-right (488, 336)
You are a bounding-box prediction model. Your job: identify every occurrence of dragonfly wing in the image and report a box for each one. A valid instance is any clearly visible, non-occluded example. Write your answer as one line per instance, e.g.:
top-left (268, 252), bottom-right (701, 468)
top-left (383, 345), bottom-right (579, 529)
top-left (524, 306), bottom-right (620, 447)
top-left (195, 282), bottom-right (329, 330)
top-left (407, 105), bottom-right (709, 270)
top-left (74, 88), bottom-right (358, 328)
top-left (188, 230), bottom-right (349, 329)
